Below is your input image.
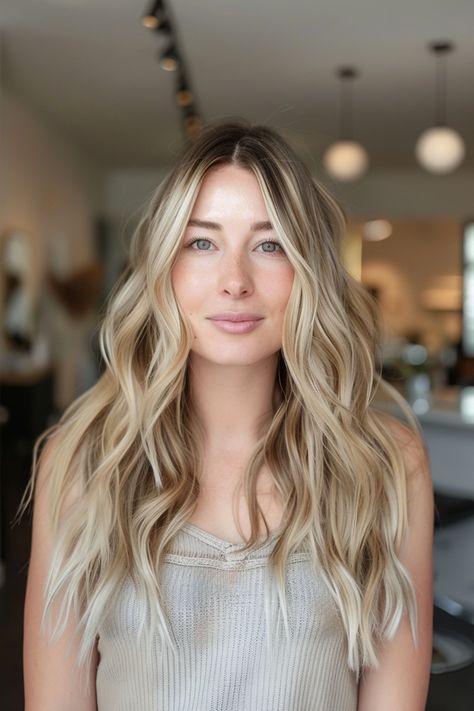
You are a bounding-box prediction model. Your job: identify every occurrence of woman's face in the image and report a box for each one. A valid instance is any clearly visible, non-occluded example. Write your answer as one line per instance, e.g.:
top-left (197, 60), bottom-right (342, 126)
top-left (171, 164), bottom-right (295, 366)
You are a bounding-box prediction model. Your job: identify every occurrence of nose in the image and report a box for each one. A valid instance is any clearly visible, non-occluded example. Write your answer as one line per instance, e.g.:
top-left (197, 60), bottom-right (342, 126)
top-left (218, 252), bottom-right (254, 297)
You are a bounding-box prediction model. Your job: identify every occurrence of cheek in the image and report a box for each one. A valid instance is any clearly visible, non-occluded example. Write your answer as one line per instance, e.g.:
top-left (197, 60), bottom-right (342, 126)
top-left (273, 267), bottom-right (294, 310)
top-left (171, 262), bottom-right (204, 306)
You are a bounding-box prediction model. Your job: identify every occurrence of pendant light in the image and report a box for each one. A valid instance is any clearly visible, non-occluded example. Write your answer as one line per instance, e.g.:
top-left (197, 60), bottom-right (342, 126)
top-left (176, 71), bottom-right (194, 107)
top-left (183, 104), bottom-right (203, 140)
top-left (158, 42), bottom-right (180, 71)
top-left (323, 67), bottom-right (369, 182)
top-left (142, 0), bottom-right (165, 29)
top-left (415, 41), bottom-right (465, 174)
top-left (362, 220), bottom-right (392, 242)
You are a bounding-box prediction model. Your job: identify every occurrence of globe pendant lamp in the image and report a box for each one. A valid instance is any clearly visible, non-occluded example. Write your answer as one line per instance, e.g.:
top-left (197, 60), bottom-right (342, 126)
top-left (415, 41), bottom-right (465, 174)
top-left (323, 67), bottom-right (369, 182)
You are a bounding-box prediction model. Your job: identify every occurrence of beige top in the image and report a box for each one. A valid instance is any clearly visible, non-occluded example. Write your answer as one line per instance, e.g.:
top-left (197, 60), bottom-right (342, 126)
top-left (96, 522), bottom-right (358, 710)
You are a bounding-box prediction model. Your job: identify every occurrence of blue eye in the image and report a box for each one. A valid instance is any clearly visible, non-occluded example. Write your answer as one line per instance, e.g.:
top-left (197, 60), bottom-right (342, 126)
top-left (258, 240), bottom-right (283, 254)
top-left (187, 238), bottom-right (213, 251)
top-left (186, 238), bottom-right (284, 255)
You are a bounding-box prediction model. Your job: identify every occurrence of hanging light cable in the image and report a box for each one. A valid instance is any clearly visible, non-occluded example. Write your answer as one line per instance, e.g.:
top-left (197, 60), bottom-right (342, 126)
top-left (323, 67), bottom-right (369, 182)
top-left (415, 41), bottom-right (465, 174)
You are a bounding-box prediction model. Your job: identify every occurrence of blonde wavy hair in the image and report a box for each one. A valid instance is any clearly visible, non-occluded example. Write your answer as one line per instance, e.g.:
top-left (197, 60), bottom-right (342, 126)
top-left (16, 118), bottom-right (423, 684)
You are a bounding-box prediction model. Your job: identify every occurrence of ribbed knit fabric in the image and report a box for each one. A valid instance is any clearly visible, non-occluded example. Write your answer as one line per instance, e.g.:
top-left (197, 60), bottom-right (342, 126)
top-left (96, 522), bottom-right (358, 710)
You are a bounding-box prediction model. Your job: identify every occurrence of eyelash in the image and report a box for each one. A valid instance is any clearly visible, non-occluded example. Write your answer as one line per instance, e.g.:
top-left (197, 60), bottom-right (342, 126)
top-left (185, 238), bottom-right (285, 255)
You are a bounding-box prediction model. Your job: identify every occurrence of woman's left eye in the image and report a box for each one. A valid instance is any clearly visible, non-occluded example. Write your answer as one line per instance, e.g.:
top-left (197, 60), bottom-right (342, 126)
top-left (186, 238), bottom-right (284, 255)
top-left (256, 240), bottom-right (284, 254)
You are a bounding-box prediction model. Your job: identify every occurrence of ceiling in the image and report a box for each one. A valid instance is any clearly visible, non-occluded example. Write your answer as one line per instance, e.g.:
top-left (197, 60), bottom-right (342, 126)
top-left (1, 0), bottom-right (473, 170)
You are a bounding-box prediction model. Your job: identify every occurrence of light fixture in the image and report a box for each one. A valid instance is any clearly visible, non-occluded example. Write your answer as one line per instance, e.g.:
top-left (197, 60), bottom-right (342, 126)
top-left (142, 0), bottom-right (165, 29)
top-left (176, 72), bottom-right (194, 107)
top-left (153, 17), bottom-right (172, 35)
top-left (323, 67), bottom-right (369, 182)
top-left (183, 105), bottom-right (203, 139)
top-left (362, 219), bottom-right (392, 242)
top-left (142, 2), bottom-right (202, 139)
top-left (415, 41), bottom-right (465, 174)
top-left (159, 42), bottom-right (180, 71)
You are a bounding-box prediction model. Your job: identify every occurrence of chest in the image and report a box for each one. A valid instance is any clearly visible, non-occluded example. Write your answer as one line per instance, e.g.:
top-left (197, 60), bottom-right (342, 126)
top-left (186, 466), bottom-right (284, 544)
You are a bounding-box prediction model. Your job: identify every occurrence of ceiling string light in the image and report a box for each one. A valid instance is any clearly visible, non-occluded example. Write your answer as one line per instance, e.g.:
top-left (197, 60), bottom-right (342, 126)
top-left (142, 1), bottom-right (203, 141)
top-left (153, 17), bottom-right (172, 35)
top-left (142, 0), bottom-right (166, 29)
top-left (176, 70), bottom-right (194, 107)
top-left (415, 40), bottom-right (465, 174)
top-left (158, 42), bottom-right (180, 71)
top-left (323, 66), bottom-right (369, 182)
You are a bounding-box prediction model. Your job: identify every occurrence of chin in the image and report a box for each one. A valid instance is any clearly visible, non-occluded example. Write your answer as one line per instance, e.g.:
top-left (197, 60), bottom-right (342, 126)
top-left (191, 348), bottom-right (279, 366)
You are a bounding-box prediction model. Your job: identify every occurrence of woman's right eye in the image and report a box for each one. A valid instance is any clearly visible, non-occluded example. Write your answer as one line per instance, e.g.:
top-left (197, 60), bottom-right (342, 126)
top-left (186, 238), bottom-right (212, 251)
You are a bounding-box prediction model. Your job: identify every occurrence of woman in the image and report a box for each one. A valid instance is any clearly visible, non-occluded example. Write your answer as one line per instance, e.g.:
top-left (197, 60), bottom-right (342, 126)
top-left (18, 120), bottom-right (434, 710)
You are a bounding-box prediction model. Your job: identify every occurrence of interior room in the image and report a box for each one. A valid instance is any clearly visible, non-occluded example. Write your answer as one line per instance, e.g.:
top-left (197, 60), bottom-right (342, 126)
top-left (1, 1), bottom-right (473, 709)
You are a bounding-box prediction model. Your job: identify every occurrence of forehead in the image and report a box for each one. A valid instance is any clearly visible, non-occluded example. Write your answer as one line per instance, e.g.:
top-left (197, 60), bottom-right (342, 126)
top-left (191, 165), bottom-right (269, 220)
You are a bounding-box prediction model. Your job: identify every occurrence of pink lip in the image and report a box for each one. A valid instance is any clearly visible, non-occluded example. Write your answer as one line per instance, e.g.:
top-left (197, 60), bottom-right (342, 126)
top-left (207, 312), bottom-right (263, 322)
top-left (208, 319), bottom-right (263, 334)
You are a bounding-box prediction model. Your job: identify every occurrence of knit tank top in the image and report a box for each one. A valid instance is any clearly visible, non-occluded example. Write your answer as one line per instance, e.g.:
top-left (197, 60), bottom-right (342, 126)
top-left (95, 522), bottom-right (358, 710)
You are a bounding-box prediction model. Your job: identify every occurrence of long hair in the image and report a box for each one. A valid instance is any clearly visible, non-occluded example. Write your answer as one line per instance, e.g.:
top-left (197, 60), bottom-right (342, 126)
top-left (16, 118), bottom-right (423, 683)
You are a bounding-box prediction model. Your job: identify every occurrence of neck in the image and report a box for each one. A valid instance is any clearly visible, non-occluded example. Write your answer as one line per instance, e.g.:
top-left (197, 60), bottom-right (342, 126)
top-left (187, 351), bottom-right (279, 452)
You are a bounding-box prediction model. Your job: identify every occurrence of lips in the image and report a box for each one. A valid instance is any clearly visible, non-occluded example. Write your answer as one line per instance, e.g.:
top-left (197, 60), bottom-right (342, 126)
top-left (207, 312), bottom-right (263, 322)
top-left (208, 318), bottom-right (263, 334)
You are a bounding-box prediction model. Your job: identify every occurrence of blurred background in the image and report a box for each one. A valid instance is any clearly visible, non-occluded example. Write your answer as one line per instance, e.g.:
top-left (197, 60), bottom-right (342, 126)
top-left (1, 1), bottom-right (474, 709)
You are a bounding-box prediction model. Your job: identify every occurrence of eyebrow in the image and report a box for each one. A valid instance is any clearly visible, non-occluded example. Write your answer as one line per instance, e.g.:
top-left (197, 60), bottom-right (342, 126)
top-left (187, 218), bottom-right (273, 231)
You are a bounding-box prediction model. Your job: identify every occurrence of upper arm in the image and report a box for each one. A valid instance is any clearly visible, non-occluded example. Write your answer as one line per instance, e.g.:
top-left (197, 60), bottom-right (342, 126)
top-left (24, 433), bottom-right (99, 711)
top-left (357, 416), bottom-right (434, 711)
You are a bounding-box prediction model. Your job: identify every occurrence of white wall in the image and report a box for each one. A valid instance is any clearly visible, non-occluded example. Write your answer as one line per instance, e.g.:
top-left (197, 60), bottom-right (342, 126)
top-left (0, 88), bottom-right (103, 274)
top-left (0, 85), bottom-right (106, 409)
top-left (100, 168), bottom-right (169, 285)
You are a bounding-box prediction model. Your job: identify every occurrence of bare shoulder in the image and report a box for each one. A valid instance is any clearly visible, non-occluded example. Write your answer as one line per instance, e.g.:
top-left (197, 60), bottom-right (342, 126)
top-left (380, 412), bottom-right (426, 456)
top-left (35, 427), bottom-right (82, 515)
top-left (378, 412), bottom-right (432, 490)
top-left (26, 429), bottom-right (64, 534)
top-left (39, 426), bottom-right (72, 467)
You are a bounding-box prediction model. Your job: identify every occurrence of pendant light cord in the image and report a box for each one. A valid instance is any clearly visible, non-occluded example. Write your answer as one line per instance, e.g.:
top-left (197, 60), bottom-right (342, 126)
top-left (338, 67), bottom-right (357, 141)
top-left (431, 41), bottom-right (453, 128)
top-left (435, 50), bottom-right (447, 126)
